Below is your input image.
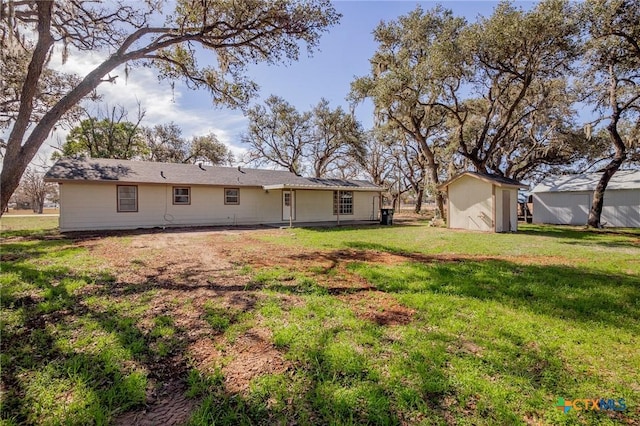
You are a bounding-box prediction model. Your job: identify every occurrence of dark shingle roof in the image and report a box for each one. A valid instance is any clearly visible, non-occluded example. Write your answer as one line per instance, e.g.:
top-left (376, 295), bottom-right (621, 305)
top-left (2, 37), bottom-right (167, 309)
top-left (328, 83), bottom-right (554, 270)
top-left (438, 171), bottom-right (526, 189)
top-left (44, 158), bottom-right (381, 190)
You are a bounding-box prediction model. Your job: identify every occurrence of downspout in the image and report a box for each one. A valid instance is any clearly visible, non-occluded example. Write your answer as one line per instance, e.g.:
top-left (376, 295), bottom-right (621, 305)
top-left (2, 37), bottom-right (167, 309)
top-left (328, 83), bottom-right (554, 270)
top-left (446, 187), bottom-right (450, 227)
top-left (337, 190), bottom-right (340, 226)
top-left (289, 190), bottom-right (293, 228)
top-left (372, 195), bottom-right (377, 220)
top-left (491, 185), bottom-right (497, 232)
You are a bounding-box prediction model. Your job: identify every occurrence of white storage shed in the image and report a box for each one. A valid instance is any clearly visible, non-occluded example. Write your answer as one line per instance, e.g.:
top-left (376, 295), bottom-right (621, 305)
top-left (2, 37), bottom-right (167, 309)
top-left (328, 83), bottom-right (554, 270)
top-left (531, 170), bottom-right (640, 227)
top-left (438, 172), bottom-right (525, 232)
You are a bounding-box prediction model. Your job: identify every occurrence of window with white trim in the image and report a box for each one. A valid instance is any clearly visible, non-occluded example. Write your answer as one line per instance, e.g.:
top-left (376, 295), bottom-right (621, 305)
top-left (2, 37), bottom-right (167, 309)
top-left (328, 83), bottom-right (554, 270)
top-left (333, 190), bottom-right (353, 215)
top-left (173, 187), bottom-right (190, 205)
top-left (225, 188), bottom-right (240, 205)
top-left (117, 185), bottom-right (138, 212)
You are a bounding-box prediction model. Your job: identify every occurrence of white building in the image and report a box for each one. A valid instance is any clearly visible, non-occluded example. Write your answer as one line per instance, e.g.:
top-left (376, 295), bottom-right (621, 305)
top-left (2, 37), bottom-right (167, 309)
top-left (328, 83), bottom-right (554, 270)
top-left (438, 172), bottom-right (525, 232)
top-left (531, 170), bottom-right (640, 227)
top-left (45, 158), bottom-right (382, 232)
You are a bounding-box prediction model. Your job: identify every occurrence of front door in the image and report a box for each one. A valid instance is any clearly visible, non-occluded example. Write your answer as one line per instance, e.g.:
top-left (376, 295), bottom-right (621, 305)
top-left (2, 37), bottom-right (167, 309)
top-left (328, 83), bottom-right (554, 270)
top-left (282, 190), bottom-right (295, 221)
top-left (502, 189), bottom-right (511, 232)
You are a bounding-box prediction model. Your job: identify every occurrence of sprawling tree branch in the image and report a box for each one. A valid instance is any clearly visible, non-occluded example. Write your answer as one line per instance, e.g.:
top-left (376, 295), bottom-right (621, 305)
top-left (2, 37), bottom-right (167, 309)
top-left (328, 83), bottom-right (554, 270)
top-left (0, 0), bottom-right (340, 214)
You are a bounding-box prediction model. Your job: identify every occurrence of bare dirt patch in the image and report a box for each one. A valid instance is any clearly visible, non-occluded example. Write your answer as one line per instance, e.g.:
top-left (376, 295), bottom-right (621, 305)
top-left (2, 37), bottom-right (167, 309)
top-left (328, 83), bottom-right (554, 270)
top-left (339, 291), bottom-right (416, 326)
top-left (222, 327), bottom-right (289, 394)
top-left (72, 226), bottom-right (561, 424)
top-left (114, 381), bottom-right (195, 426)
top-left (79, 229), bottom-right (274, 424)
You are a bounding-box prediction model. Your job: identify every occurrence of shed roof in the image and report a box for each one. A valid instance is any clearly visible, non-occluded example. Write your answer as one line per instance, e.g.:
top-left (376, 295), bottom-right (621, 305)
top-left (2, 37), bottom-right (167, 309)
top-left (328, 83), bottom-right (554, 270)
top-left (44, 158), bottom-right (381, 191)
top-left (531, 170), bottom-right (640, 193)
top-left (437, 171), bottom-right (526, 190)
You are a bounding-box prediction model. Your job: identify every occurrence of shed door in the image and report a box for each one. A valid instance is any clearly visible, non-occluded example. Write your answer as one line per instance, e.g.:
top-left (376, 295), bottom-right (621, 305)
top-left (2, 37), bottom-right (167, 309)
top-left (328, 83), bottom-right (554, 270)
top-left (502, 190), bottom-right (511, 232)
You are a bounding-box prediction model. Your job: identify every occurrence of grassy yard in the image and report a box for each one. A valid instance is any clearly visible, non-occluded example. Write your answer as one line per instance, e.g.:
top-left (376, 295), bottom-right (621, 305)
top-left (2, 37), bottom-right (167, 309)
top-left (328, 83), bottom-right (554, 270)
top-left (0, 215), bottom-right (58, 237)
top-left (1, 220), bottom-right (638, 425)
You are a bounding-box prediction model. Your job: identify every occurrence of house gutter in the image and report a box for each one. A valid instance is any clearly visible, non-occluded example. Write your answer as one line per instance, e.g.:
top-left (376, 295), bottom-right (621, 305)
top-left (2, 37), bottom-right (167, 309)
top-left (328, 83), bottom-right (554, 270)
top-left (262, 184), bottom-right (381, 192)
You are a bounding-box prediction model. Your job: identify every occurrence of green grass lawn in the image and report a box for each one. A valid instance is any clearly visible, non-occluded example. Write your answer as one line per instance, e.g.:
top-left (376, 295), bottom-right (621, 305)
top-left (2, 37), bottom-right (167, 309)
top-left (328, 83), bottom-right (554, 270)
top-left (0, 215), bottom-right (58, 237)
top-left (1, 222), bottom-right (638, 425)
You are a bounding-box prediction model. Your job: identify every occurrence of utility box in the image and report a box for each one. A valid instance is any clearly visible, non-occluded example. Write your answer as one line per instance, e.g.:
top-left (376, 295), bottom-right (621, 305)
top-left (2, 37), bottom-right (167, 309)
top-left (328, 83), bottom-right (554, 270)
top-left (380, 208), bottom-right (394, 225)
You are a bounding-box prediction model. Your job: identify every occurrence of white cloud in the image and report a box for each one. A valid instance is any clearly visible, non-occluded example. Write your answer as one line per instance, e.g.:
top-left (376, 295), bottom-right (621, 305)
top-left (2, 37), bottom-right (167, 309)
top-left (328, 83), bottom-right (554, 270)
top-left (26, 47), bottom-right (250, 165)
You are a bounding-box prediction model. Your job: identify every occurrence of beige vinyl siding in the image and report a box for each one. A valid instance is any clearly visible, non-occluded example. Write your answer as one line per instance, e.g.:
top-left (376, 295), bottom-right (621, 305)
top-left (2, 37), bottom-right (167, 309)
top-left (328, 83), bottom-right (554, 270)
top-left (447, 175), bottom-right (493, 231)
top-left (295, 190), bottom-right (378, 222)
top-left (59, 183), bottom-right (281, 231)
top-left (58, 182), bottom-right (379, 231)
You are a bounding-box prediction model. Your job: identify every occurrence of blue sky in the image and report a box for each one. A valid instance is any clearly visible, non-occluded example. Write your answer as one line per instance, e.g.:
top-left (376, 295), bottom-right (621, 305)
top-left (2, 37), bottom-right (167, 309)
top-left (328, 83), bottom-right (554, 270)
top-left (39, 1), bottom-right (538, 164)
top-left (242, 1), bottom-right (505, 117)
top-left (176, 1), bottom-right (536, 158)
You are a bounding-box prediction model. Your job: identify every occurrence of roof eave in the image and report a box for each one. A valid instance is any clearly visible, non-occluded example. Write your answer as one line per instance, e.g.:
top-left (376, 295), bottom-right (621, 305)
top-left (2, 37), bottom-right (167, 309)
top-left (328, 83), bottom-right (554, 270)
top-left (437, 172), bottom-right (527, 190)
top-left (263, 184), bottom-right (381, 191)
top-left (494, 182), bottom-right (528, 189)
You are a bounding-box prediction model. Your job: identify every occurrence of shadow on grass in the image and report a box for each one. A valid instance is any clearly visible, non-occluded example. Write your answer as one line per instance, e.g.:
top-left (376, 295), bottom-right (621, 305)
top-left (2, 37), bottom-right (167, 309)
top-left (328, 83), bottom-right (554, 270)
top-left (2, 239), bottom-right (363, 424)
top-left (185, 327), bottom-right (403, 426)
top-left (298, 222), bottom-right (420, 233)
top-left (1, 238), bottom-right (73, 262)
top-left (0, 228), bottom-right (60, 239)
top-left (518, 224), bottom-right (640, 249)
top-left (344, 240), bottom-right (408, 254)
top-left (1, 245), bottom-right (209, 424)
top-left (4, 228), bottom-right (637, 425)
top-left (347, 257), bottom-right (640, 331)
top-left (0, 257), bottom-right (150, 424)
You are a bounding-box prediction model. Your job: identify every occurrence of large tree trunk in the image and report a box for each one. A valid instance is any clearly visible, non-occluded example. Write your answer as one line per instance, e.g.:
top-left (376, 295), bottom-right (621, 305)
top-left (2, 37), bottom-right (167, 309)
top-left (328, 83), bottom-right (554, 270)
top-left (32, 197), bottom-right (44, 214)
top-left (587, 122), bottom-right (626, 228)
top-left (587, 64), bottom-right (627, 228)
top-left (414, 188), bottom-right (423, 214)
top-left (391, 193), bottom-right (399, 210)
top-left (417, 142), bottom-right (445, 219)
top-left (1, 2), bottom-right (54, 216)
top-left (426, 163), bottom-right (444, 219)
top-left (1, 51), bottom-right (126, 216)
top-left (0, 163), bottom-right (25, 215)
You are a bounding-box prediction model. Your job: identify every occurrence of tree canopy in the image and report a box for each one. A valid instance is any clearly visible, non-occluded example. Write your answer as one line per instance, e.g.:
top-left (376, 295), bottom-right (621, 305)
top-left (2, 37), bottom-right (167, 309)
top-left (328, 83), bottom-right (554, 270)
top-left (580, 0), bottom-right (640, 227)
top-left (0, 0), bottom-right (340, 214)
top-left (56, 116), bottom-right (234, 166)
top-left (53, 105), bottom-right (146, 160)
top-left (350, 5), bottom-right (465, 217)
top-left (242, 96), bottom-right (365, 177)
top-left (142, 123), bottom-right (234, 165)
top-left (349, 0), bottom-right (638, 223)
top-left (56, 118), bottom-right (146, 160)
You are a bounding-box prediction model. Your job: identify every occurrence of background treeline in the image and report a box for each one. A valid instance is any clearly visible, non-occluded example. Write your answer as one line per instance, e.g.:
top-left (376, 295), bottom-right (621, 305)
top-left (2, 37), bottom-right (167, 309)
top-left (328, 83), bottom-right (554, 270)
top-left (2, 0), bottom-right (638, 227)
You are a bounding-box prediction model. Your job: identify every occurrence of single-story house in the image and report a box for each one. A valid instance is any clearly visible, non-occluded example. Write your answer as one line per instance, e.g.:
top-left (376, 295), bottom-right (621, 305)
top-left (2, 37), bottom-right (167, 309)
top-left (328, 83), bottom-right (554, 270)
top-left (531, 170), bottom-right (640, 227)
top-left (438, 172), bottom-right (526, 232)
top-left (44, 158), bottom-right (382, 232)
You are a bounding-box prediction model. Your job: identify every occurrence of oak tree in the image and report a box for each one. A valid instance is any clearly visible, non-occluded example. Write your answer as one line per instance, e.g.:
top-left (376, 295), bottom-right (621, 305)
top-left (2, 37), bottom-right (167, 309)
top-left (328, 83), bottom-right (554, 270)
top-left (309, 99), bottom-right (366, 178)
top-left (141, 123), bottom-right (233, 165)
top-left (580, 0), bottom-right (640, 227)
top-left (242, 95), bottom-right (311, 175)
top-left (0, 0), bottom-right (339, 214)
top-left (242, 96), bottom-right (365, 177)
top-left (53, 105), bottom-right (146, 160)
top-left (350, 6), bottom-right (466, 218)
top-left (444, 0), bottom-right (581, 181)
top-left (356, 129), bottom-right (397, 191)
